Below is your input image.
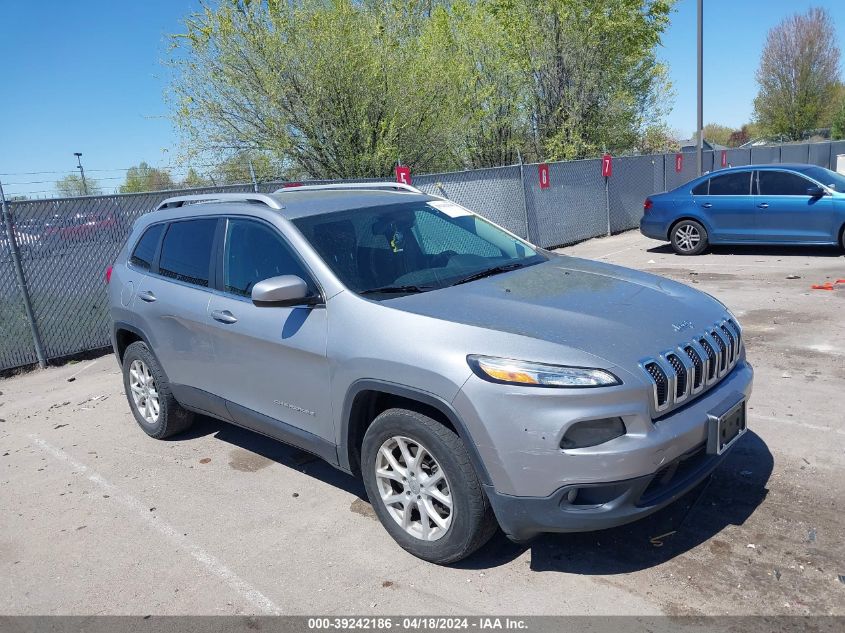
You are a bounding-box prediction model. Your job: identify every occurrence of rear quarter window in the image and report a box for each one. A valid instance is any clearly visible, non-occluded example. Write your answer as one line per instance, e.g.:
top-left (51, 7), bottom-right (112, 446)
top-left (691, 180), bottom-right (709, 195)
top-left (130, 223), bottom-right (165, 270)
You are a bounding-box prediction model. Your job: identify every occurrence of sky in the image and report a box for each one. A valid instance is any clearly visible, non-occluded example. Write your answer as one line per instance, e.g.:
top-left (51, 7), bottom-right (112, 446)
top-left (1, 0), bottom-right (844, 198)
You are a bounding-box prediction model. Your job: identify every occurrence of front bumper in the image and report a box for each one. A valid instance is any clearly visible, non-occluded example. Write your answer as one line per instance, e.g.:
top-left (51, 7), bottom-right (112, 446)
top-left (453, 359), bottom-right (753, 539)
top-left (485, 439), bottom-right (726, 541)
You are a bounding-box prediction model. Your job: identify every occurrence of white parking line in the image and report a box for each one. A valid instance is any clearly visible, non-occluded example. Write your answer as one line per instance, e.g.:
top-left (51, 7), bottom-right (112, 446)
top-left (28, 434), bottom-right (283, 615)
top-left (65, 360), bottom-right (99, 381)
top-left (752, 414), bottom-right (845, 437)
top-left (596, 245), bottom-right (638, 259)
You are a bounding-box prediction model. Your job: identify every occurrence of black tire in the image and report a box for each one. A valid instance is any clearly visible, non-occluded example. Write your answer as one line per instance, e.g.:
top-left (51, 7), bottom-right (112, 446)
top-left (670, 219), bottom-right (709, 256)
top-left (360, 408), bottom-right (497, 564)
top-left (839, 225), bottom-right (845, 252)
top-left (122, 341), bottom-right (193, 439)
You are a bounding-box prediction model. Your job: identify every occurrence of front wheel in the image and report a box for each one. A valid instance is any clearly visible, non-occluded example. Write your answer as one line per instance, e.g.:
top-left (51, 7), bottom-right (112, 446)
top-left (670, 219), bottom-right (709, 255)
top-left (360, 408), bottom-right (497, 564)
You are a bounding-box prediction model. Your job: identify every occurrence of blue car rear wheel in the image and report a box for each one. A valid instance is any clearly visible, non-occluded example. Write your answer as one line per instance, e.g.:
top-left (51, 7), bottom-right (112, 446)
top-left (671, 220), bottom-right (708, 256)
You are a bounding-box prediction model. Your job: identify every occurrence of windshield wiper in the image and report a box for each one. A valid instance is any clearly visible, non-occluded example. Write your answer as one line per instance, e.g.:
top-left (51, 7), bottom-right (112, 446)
top-left (359, 284), bottom-right (434, 295)
top-left (450, 262), bottom-right (527, 286)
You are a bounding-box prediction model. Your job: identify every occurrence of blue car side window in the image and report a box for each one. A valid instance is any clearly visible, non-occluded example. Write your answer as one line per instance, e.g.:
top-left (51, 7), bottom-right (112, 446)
top-left (758, 171), bottom-right (812, 196)
top-left (709, 172), bottom-right (751, 196)
top-left (691, 180), bottom-right (709, 195)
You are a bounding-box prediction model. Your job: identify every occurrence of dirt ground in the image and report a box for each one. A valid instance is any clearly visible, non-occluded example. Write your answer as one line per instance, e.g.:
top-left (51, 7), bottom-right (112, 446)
top-left (1, 231), bottom-right (843, 616)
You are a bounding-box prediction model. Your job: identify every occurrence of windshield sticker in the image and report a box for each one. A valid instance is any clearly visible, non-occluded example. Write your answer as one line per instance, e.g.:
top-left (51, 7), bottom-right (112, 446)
top-left (428, 200), bottom-right (471, 218)
top-left (390, 228), bottom-right (405, 253)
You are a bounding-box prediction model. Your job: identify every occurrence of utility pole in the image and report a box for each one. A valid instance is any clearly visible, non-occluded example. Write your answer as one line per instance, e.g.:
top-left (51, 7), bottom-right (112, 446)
top-left (248, 159), bottom-right (259, 192)
top-left (74, 152), bottom-right (89, 195)
top-left (696, 0), bottom-right (704, 177)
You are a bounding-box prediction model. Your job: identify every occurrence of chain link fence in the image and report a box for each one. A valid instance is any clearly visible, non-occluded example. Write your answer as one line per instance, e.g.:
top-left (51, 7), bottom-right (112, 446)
top-left (2, 140), bottom-right (844, 371)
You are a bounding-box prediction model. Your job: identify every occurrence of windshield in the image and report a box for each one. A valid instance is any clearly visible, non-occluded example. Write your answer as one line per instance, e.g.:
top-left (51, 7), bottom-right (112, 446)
top-left (292, 200), bottom-right (544, 296)
top-left (794, 165), bottom-right (845, 192)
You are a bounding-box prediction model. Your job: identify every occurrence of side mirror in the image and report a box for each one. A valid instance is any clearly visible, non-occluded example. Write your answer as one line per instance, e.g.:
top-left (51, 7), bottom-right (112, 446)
top-left (807, 186), bottom-right (826, 198)
top-left (251, 275), bottom-right (317, 306)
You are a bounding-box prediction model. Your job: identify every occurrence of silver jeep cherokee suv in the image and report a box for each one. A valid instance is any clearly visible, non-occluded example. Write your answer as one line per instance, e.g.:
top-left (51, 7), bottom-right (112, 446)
top-left (108, 184), bottom-right (753, 563)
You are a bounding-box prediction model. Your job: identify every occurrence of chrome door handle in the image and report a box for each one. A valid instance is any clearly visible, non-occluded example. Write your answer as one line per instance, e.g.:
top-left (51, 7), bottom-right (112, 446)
top-left (701, 202), bottom-right (712, 208)
top-left (138, 291), bottom-right (156, 303)
top-left (757, 203), bottom-right (769, 209)
top-left (211, 309), bottom-right (238, 324)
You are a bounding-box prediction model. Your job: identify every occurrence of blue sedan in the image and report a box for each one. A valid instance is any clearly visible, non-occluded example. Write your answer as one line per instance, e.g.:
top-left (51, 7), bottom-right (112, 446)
top-left (640, 164), bottom-right (845, 255)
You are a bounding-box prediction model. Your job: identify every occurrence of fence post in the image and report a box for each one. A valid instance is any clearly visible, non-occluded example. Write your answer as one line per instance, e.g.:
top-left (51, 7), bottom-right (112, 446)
top-left (516, 151), bottom-right (531, 242)
top-left (0, 180), bottom-right (47, 368)
top-left (604, 175), bottom-right (611, 237)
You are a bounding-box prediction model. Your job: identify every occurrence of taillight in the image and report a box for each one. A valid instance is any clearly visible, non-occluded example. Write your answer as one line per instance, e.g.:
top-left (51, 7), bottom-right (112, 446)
top-left (105, 266), bottom-right (113, 284)
top-left (643, 198), bottom-right (653, 212)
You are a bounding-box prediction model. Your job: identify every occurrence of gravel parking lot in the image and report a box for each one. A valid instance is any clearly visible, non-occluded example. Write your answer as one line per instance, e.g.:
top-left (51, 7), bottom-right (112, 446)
top-left (1, 230), bottom-right (843, 616)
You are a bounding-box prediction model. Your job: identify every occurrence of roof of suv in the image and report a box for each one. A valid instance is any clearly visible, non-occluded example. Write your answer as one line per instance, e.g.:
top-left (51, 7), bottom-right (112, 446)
top-left (148, 188), bottom-right (436, 224)
top-left (273, 189), bottom-right (434, 219)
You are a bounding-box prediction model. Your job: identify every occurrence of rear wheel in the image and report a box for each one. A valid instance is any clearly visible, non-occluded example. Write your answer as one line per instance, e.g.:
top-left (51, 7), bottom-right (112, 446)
top-left (670, 219), bottom-right (708, 256)
top-left (361, 408), bottom-right (497, 564)
top-left (122, 341), bottom-right (193, 439)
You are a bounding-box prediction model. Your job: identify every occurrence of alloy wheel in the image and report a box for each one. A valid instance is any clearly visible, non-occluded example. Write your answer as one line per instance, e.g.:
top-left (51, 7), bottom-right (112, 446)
top-left (675, 224), bottom-right (701, 252)
top-left (128, 359), bottom-right (160, 424)
top-left (374, 435), bottom-right (453, 541)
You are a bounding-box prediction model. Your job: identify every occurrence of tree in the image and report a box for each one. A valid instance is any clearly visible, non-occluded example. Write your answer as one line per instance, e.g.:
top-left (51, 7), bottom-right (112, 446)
top-left (119, 162), bottom-right (175, 193)
top-left (169, 0), bottom-right (674, 174)
top-left (638, 124), bottom-right (679, 154)
top-left (55, 174), bottom-right (101, 197)
top-left (727, 125), bottom-right (750, 147)
top-left (170, 1), bottom-right (462, 178)
top-left (832, 100), bottom-right (845, 140)
top-left (215, 152), bottom-right (279, 185)
top-left (753, 7), bottom-right (841, 140)
top-left (180, 168), bottom-right (212, 188)
top-left (702, 123), bottom-right (734, 147)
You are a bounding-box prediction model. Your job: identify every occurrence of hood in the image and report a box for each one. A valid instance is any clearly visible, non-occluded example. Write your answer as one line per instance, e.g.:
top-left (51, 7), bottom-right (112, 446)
top-left (385, 256), bottom-right (729, 368)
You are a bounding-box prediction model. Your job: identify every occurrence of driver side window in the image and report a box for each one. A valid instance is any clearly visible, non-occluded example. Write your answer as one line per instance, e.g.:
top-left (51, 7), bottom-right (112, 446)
top-left (224, 219), bottom-right (312, 298)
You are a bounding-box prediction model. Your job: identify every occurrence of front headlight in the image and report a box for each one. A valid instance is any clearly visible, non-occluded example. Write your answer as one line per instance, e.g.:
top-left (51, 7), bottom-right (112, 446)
top-left (467, 355), bottom-right (620, 388)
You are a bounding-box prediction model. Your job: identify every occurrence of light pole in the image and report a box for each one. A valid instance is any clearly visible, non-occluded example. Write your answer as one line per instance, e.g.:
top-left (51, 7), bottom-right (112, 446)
top-left (696, 0), bottom-right (703, 177)
top-left (74, 152), bottom-right (89, 195)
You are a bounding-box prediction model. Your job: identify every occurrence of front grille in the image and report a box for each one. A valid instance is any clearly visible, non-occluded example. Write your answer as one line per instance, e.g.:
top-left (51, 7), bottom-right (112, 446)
top-left (699, 338), bottom-right (717, 381)
top-left (721, 324), bottom-right (737, 363)
top-left (641, 318), bottom-right (742, 415)
top-left (666, 353), bottom-right (687, 399)
top-left (644, 362), bottom-right (669, 407)
top-left (710, 330), bottom-right (727, 372)
top-left (684, 345), bottom-right (703, 389)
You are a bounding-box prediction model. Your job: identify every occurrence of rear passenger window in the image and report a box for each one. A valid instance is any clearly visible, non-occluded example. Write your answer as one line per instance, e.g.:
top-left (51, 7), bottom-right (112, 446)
top-left (130, 224), bottom-right (164, 270)
top-left (758, 171), bottom-right (813, 196)
top-left (158, 219), bottom-right (217, 287)
top-left (691, 180), bottom-right (709, 195)
top-left (708, 172), bottom-right (751, 196)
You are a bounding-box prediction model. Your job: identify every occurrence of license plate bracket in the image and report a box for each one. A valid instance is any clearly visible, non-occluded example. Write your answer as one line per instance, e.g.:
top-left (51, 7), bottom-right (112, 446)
top-left (707, 398), bottom-right (747, 455)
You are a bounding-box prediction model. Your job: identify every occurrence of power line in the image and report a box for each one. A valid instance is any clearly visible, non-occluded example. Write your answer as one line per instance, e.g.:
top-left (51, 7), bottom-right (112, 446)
top-left (0, 163), bottom-right (227, 177)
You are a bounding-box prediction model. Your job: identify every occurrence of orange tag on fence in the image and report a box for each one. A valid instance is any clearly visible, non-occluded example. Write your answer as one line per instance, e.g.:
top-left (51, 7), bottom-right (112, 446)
top-left (811, 283), bottom-right (834, 290)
